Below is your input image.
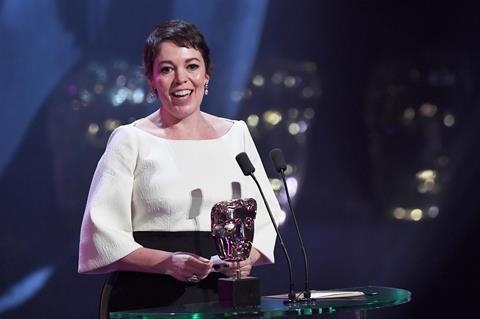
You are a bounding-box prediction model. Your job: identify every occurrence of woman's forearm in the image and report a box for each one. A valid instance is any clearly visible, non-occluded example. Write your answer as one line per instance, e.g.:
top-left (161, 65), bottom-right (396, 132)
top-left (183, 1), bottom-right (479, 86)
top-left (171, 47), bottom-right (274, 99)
top-left (250, 247), bottom-right (270, 266)
top-left (88, 248), bottom-right (174, 274)
top-left (115, 248), bottom-right (174, 273)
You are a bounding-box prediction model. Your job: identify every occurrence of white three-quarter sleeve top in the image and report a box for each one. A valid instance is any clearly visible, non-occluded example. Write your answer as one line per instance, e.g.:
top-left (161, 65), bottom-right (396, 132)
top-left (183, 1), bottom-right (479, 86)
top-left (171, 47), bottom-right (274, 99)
top-left (78, 120), bottom-right (281, 273)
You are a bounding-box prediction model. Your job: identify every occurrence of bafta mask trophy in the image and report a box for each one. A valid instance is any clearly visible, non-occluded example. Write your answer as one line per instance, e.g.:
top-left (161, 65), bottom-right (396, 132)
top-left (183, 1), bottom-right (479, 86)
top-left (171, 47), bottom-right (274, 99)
top-left (211, 198), bottom-right (261, 306)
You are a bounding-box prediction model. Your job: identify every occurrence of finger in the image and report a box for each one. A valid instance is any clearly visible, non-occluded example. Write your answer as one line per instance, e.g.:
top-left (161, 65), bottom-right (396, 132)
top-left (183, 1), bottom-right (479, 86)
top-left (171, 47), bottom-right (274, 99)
top-left (187, 255), bottom-right (213, 267)
top-left (183, 253), bottom-right (211, 264)
top-left (188, 258), bottom-right (213, 270)
top-left (198, 256), bottom-right (210, 263)
top-left (238, 257), bottom-right (253, 267)
top-left (182, 266), bottom-right (208, 279)
top-left (198, 272), bottom-right (210, 280)
top-left (186, 264), bottom-right (213, 278)
top-left (184, 274), bottom-right (200, 283)
top-left (241, 268), bottom-right (251, 277)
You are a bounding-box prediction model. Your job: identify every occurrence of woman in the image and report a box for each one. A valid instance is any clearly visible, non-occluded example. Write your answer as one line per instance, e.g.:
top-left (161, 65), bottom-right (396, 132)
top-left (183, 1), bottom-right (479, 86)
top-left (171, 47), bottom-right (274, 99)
top-left (78, 20), bottom-right (281, 311)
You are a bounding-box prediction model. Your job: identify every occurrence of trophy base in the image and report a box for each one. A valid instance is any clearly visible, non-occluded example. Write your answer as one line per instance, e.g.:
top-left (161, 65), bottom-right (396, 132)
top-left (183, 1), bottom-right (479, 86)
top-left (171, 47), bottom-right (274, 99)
top-left (218, 276), bottom-right (261, 307)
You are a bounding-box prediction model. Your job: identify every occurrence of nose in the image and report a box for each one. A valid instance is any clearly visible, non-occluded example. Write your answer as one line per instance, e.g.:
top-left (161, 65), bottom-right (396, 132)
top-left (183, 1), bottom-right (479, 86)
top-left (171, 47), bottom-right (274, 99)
top-left (174, 67), bottom-right (188, 84)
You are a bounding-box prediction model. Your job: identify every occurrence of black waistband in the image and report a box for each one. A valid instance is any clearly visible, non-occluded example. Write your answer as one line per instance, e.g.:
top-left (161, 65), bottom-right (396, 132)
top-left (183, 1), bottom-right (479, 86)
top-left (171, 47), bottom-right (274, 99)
top-left (133, 231), bottom-right (217, 258)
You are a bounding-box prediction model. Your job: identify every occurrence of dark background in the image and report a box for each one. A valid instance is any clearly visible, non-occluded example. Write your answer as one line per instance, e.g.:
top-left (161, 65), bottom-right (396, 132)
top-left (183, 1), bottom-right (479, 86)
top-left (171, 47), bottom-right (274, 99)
top-left (1, 1), bottom-right (479, 318)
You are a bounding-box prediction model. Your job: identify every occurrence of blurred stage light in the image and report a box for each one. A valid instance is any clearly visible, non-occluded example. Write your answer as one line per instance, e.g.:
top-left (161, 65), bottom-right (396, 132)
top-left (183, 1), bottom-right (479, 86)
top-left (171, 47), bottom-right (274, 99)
top-left (393, 207), bottom-right (407, 219)
top-left (87, 123), bottom-right (99, 136)
top-left (116, 74), bottom-right (127, 86)
top-left (283, 75), bottom-right (296, 88)
top-left (427, 206), bottom-right (439, 218)
top-left (111, 87), bottom-right (129, 106)
top-left (410, 209), bottom-right (423, 221)
top-left (263, 110), bottom-right (282, 126)
top-left (252, 74), bottom-right (265, 87)
top-left (301, 86), bottom-right (315, 98)
top-left (284, 164), bottom-right (294, 175)
top-left (416, 170), bottom-right (437, 181)
top-left (393, 206), bottom-right (439, 221)
top-left (278, 209), bottom-right (287, 224)
top-left (286, 177), bottom-right (298, 197)
top-left (131, 88), bottom-right (145, 104)
top-left (288, 122), bottom-right (300, 135)
top-left (298, 120), bottom-right (308, 133)
top-left (104, 119), bottom-right (121, 132)
top-left (443, 113), bottom-right (455, 127)
top-left (419, 102), bottom-right (438, 117)
top-left (402, 107), bottom-right (415, 122)
top-left (271, 72), bottom-right (283, 84)
top-left (303, 108), bottom-right (315, 120)
top-left (230, 90), bottom-right (244, 102)
top-left (416, 169), bottom-right (438, 194)
top-left (288, 108), bottom-right (299, 119)
top-left (247, 114), bottom-right (260, 127)
top-left (270, 178), bottom-right (282, 191)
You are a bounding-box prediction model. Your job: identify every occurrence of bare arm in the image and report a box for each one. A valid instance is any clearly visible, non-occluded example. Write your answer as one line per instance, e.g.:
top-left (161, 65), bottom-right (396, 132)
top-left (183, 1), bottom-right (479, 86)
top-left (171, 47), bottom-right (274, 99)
top-left (250, 247), bottom-right (270, 266)
top-left (88, 247), bottom-right (213, 282)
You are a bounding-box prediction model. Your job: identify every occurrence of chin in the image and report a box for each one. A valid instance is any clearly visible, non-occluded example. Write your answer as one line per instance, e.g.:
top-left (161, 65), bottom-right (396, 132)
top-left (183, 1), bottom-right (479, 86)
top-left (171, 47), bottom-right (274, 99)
top-left (168, 105), bottom-right (199, 119)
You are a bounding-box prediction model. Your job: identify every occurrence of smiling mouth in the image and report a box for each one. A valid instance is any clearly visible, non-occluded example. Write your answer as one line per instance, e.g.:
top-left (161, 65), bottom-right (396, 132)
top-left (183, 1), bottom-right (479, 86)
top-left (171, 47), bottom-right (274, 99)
top-left (171, 89), bottom-right (193, 98)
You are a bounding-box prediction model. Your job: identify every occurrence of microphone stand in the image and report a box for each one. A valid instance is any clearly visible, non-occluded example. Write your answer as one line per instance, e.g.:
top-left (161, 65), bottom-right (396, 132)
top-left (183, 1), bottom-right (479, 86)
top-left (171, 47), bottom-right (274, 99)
top-left (249, 172), bottom-right (297, 303)
top-left (278, 169), bottom-right (312, 301)
top-left (270, 148), bottom-right (312, 302)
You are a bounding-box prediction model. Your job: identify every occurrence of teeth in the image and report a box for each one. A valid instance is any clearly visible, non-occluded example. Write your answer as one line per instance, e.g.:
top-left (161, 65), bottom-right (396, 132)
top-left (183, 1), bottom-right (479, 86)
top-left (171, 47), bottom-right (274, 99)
top-left (172, 90), bottom-right (192, 97)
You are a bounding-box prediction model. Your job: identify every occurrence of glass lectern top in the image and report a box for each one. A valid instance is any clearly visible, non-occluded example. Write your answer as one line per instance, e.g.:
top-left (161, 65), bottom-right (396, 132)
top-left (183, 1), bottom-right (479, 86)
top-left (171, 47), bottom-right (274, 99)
top-left (110, 286), bottom-right (411, 319)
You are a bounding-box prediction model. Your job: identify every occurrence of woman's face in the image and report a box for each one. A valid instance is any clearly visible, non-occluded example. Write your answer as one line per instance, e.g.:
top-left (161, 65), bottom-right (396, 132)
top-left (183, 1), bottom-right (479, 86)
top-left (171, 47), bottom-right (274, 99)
top-left (150, 41), bottom-right (210, 121)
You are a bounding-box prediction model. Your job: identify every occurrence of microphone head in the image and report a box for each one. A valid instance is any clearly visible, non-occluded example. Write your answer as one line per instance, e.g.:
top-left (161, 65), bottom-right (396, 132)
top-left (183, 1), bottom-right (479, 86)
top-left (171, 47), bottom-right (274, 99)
top-left (235, 152), bottom-right (255, 176)
top-left (269, 148), bottom-right (287, 172)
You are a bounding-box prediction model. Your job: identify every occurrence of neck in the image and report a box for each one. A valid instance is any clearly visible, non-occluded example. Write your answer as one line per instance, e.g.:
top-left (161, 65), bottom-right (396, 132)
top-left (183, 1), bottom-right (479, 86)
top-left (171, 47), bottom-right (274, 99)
top-left (158, 107), bottom-right (201, 127)
top-left (157, 108), bottom-right (215, 139)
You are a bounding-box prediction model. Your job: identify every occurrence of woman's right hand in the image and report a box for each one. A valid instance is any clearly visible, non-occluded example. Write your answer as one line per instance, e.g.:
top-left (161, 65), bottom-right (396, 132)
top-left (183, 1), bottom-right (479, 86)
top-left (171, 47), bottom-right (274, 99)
top-left (99, 248), bottom-right (213, 282)
top-left (164, 252), bottom-right (213, 282)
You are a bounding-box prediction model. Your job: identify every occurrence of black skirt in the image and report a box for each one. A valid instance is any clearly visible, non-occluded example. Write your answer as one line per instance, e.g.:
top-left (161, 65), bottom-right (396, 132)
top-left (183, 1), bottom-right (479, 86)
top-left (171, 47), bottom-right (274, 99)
top-left (106, 231), bottom-right (224, 312)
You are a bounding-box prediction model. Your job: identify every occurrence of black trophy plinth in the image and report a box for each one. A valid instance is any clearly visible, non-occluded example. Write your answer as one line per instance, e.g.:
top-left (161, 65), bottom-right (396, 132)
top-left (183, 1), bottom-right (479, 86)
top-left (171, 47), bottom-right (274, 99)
top-left (218, 276), bottom-right (260, 307)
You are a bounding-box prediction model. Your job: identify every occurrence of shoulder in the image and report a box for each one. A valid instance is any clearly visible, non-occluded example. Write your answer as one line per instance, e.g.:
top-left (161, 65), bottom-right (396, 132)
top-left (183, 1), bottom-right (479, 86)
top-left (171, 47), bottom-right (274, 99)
top-left (108, 124), bottom-right (137, 140)
top-left (105, 124), bottom-right (140, 151)
top-left (95, 124), bottom-right (139, 172)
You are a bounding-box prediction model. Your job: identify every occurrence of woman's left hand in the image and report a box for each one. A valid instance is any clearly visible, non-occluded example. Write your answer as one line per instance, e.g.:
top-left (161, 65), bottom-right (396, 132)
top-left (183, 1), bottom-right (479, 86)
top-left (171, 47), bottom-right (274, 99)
top-left (217, 247), bottom-right (264, 278)
top-left (218, 257), bottom-right (253, 278)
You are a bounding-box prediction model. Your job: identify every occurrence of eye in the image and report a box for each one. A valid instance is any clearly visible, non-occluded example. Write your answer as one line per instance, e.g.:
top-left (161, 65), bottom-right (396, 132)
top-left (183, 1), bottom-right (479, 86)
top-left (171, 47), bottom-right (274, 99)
top-left (160, 66), bottom-right (173, 74)
top-left (187, 63), bottom-right (199, 71)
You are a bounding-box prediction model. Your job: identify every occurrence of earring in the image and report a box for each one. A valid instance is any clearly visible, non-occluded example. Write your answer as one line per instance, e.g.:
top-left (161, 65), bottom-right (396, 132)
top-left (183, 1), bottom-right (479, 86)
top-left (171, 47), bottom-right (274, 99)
top-left (204, 82), bottom-right (209, 96)
top-left (148, 88), bottom-right (157, 101)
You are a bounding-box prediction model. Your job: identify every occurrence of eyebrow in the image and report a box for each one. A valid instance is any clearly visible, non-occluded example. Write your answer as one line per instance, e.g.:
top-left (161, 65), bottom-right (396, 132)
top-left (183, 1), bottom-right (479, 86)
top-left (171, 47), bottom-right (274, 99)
top-left (158, 58), bottom-right (201, 65)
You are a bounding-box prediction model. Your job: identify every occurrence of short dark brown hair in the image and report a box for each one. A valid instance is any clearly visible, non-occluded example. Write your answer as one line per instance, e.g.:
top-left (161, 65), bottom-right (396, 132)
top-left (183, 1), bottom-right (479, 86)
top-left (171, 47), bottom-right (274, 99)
top-left (143, 20), bottom-right (212, 80)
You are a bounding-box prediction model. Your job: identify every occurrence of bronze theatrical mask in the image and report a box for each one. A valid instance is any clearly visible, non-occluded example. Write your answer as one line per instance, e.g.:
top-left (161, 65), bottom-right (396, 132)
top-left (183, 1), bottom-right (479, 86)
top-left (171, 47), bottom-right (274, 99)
top-left (211, 198), bottom-right (257, 262)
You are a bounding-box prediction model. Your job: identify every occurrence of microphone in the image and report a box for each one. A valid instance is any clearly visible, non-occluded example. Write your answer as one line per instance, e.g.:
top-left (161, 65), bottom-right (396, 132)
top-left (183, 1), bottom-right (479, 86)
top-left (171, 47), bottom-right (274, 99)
top-left (235, 152), bottom-right (297, 303)
top-left (269, 148), bottom-right (311, 300)
top-left (235, 152), bottom-right (255, 176)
